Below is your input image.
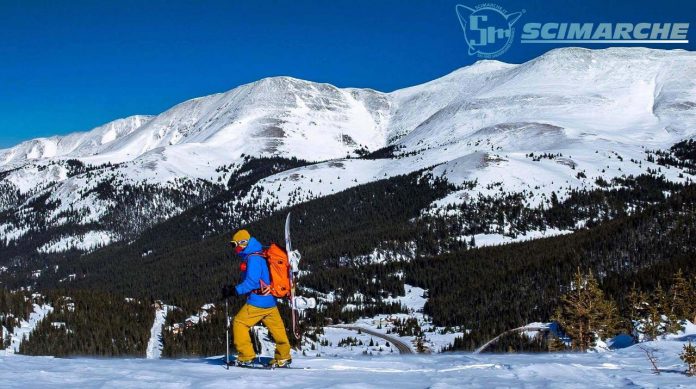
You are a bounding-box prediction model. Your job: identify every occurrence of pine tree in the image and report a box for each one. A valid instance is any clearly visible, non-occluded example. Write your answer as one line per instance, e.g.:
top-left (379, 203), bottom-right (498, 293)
top-left (681, 341), bottom-right (696, 376)
top-left (630, 282), bottom-right (682, 341)
top-left (693, 274), bottom-right (696, 325)
top-left (627, 284), bottom-right (647, 330)
top-left (656, 282), bottom-right (683, 335)
top-left (647, 284), bottom-right (666, 340)
top-left (553, 269), bottom-right (621, 351)
top-left (415, 335), bottom-right (427, 353)
top-left (629, 288), bottom-right (656, 340)
top-left (670, 270), bottom-right (695, 323)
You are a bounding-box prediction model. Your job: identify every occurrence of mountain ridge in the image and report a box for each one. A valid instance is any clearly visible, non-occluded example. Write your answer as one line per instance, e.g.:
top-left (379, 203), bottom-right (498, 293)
top-left (2, 47), bottom-right (693, 170)
top-left (1, 46), bottom-right (695, 255)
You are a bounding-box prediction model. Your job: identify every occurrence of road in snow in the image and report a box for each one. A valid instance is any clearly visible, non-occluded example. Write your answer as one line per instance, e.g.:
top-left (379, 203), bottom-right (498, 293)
top-left (1, 341), bottom-right (695, 388)
top-left (146, 305), bottom-right (171, 359)
top-left (330, 325), bottom-right (413, 354)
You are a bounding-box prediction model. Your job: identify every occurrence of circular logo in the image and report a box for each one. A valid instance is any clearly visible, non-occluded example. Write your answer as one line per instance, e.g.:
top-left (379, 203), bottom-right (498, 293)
top-left (456, 4), bottom-right (523, 58)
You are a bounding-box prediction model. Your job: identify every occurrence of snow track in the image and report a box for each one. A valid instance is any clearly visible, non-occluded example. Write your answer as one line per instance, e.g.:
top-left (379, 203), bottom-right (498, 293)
top-left (146, 305), bottom-right (170, 359)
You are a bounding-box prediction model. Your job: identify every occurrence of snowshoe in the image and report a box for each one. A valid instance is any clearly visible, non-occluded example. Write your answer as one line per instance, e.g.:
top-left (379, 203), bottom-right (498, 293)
top-left (235, 359), bottom-right (257, 368)
top-left (293, 296), bottom-right (316, 310)
top-left (270, 358), bottom-right (292, 368)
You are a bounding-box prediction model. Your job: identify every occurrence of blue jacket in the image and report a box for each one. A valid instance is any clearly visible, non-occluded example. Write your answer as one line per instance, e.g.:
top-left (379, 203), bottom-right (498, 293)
top-left (235, 237), bottom-right (276, 308)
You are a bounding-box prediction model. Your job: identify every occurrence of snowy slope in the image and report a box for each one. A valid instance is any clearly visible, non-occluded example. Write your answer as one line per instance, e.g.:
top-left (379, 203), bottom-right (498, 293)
top-left (37, 231), bottom-right (114, 254)
top-left (2, 47), bottom-right (695, 252)
top-left (0, 77), bottom-right (390, 178)
top-left (233, 48), bottom-right (696, 215)
top-left (0, 76), bottom-right (395, 250)
top-left (3, 302), bottom-right (53, 355)
top-left (1, 340), bottom-right (695, 388)
top-left (146, 305), bottom-right (172, 359)
top-left (0, 115), bottom-right (152, 169)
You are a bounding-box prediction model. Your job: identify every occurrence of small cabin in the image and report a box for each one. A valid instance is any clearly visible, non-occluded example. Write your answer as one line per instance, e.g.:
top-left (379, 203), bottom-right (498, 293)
top-left (169, 323), bottom-right (183, 335)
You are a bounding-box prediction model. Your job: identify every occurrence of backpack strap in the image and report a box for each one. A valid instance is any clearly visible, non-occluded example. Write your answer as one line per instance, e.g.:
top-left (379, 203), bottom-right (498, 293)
top-left (253, 279), bottom-right (269, 295)
top-left (248, 251), bottom-right (267, 260)
top-left (248, 252), bottom-right (270, 295)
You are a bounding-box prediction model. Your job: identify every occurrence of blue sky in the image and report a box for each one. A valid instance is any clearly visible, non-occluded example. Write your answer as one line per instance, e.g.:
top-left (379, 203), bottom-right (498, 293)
top-left (1, 0), bottom-right (694, 148)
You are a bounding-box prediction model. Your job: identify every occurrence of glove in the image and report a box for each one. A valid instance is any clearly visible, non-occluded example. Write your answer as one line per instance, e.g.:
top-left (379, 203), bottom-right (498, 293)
top-left (221, 285), bottom-right (233, 299)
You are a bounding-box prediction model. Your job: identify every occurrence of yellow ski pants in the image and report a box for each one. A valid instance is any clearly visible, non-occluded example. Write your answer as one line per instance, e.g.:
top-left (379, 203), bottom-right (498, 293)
top-left (233, 304), bottom-right (291, 362)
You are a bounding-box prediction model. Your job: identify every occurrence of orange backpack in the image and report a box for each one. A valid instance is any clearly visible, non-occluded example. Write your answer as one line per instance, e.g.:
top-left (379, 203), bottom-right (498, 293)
top-left (260, 243), bottom-right (292, 298)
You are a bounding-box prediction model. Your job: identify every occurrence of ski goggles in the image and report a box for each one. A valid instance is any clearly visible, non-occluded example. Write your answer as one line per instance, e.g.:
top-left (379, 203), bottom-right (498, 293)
top-left (229, 239), bottom-right (248, 249)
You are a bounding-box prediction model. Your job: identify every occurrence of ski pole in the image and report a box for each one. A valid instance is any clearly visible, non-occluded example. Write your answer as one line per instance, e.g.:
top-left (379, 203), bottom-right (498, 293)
top-left (225, 299), bottom-right (230, 369)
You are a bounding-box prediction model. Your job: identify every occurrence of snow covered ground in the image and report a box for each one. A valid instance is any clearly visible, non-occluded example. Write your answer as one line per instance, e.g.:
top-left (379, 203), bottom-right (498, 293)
top-left (348, 285), bottom-right (464, 353)
top-left (146, 305), bottom-right (172, 359)
top-left (310, 327), bottom-right (401, 357)
top-left (469, 228), bottom-right (573, 248)
top-left (1, 341), bottom-right (695, 388)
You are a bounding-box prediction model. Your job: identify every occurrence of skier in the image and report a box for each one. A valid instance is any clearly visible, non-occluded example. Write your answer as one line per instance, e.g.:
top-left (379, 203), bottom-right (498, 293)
top-left (222, 229), bottom-right (292, 368)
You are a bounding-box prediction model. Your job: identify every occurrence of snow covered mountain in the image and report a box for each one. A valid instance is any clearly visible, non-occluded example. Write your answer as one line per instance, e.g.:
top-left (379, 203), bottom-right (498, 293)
top-left (0, 115), bottom-right (152, 168)
top-left (1, 77), bottom-right (390, 173)
top-left (1, 47), bottom-right (695, 252)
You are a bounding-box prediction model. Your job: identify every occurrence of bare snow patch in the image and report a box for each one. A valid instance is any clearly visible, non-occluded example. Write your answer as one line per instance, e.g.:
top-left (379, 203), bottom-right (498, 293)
top-left (37, 231), bottom-right (113, 253)
top-left (384, 285), bottom-right (427, 313)
top-left (3, 303), bottom-right (53, 355)
top-left (468, 228), bottom-right (573, 248)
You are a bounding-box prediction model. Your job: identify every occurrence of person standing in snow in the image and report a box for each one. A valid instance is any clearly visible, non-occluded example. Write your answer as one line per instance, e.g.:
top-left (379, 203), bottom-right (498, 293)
top-left (222, 229), bottom-right (292, 368)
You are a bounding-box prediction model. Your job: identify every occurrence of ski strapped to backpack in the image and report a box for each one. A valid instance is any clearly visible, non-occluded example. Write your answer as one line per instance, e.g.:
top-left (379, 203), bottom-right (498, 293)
top-left (285, 212), bottom-right (302, 339)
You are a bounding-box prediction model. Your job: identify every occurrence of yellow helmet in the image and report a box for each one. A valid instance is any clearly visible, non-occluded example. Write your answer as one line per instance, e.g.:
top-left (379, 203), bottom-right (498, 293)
top-left (231, 229), bottom-right (251, 248)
